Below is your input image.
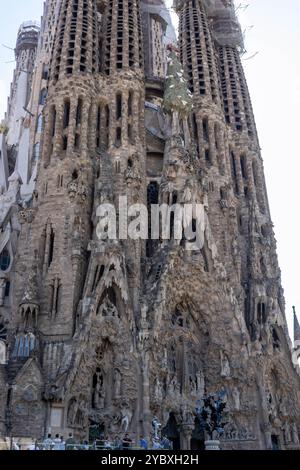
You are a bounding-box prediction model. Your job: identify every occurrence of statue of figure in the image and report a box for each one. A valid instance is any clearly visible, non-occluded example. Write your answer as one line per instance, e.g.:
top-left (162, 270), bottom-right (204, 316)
top-left (154, 377), bottom-right (163, 401)
top-left (279, 397), bottom-right (288, 417)
top-left (232, 387), bottom-right (240, 411)
top-left (229, 422), bottom-right (238, 440)
top-left (232, 236), bottom-right (241, 269)
top-left (189, 376), bottom-right (197, 395)
top-left (114, 369), bottom-right (122, 398)
top-left (67, 399), bottom-right (78, 426)
top-left (120, 404), bottom-right (133, 432)
top-left (100, 296), bottom-right (119, 318)
top-left (93, 371), bottom-right (105, 410)
top-left (220, 351), bottom-right (230, 377)
top-left (162, 348), bottom-right (168, 369)
top-left (169, 374), bottom-right (180, 398)
top-left (266, 391), bottom-right (277, 418)
top-left (196, 370), bottom-right (205, 398)
top-left (284, 423), bottom-right (292, 443)
top-left (292, 423), bottom-right (299, 444)
top-left (152, 416), bottom-right (161, 439)
top-left (125, 154), bottom-right (141, 181)
top-left (239, 426), bottom-right (248, 440)
top-left (181, 404), bottom-right (194, 425)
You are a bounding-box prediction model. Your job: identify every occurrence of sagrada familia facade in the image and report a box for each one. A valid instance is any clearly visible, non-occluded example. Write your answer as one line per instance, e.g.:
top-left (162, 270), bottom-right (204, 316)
top-left (0, 0), bottom-right (300, 450)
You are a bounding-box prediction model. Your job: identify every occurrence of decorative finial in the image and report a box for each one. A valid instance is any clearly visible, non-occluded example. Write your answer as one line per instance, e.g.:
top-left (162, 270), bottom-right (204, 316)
top-left (293, 306), bottom-right (300, 343)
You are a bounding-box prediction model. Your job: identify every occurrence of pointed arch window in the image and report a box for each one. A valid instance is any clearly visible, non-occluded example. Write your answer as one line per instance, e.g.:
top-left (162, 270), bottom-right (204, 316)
top-left (0, 248), bottom-right (11, 272)
top-left (63, 99), bottom-right (71, 129)
top-left (116, 93), bottom-right (122, 120)
top-left (76, 98), bottom-right (83, 126)
top-left (39, 88), bottom-right (47, 106)
top-left (240, 155), bottom-right (247, 179)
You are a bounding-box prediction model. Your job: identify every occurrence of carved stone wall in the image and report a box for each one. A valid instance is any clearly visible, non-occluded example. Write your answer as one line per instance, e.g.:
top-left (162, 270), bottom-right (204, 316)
top-left (0, 0), bottom-right (299, 450)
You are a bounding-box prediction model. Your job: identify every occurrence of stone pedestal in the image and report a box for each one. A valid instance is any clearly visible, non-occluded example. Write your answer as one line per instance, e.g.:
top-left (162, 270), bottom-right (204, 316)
top-left (205, 440), bottom-right (220, 450)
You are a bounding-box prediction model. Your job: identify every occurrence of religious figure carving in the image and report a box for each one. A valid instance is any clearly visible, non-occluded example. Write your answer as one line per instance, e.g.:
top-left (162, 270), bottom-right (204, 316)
top-left (220, 351), bottom-right (231, 377)
top-left (284, 423), bottom-right (292, 443)
top-left (152, 416), bottom-right (161, 439)
top-left (114, 369), bottom-right (122, 398)
top-left (232, 387), bottom-right (240, 411)
top-left (189, 376), bottom-right (197, 396)
top-left (125, 154), bottom-right (141, 181)
top-left (224, 421), bottom-right (238, 440)
top-left (93, 371), bottom-right (105, 410)
top-left (292, 423), bottom-right (299, 444)
top-left (120, 403), bottom-right (133, 432)
top-left (196, 370), bottom-right (205, 398)
top-left (169, 374), bottom-right (180, 399)
top-left (67, 399), bottom-right (78, 426)
top-left (99, 296), bottom-right (119, 318)
top-left (154, 377), bottom-right (163, 402)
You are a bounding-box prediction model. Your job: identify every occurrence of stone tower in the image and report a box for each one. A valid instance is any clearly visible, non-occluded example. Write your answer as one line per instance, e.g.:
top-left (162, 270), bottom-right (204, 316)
top-left (0, 0), bottom-right (300, 450)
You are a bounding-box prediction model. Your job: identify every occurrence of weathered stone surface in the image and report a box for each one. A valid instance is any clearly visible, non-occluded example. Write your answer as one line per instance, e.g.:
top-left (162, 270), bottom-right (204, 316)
top-left (0, 0), bottom-right (299, 450)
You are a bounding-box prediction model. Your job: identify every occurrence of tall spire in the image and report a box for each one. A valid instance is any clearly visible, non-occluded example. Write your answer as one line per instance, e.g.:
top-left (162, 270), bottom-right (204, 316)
top-left (293, 306), bottom-right (300, 343)
top-left (102, 0), bottom-right (144, 75)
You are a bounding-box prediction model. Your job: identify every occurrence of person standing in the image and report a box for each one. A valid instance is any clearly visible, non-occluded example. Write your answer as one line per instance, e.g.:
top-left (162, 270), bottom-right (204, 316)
top-left (65, 433), bottom-right (76, 450)
top-left (43, 434), bottom-right (53, 450)
top-left (122, 434), bottom-right (132, 450)
top-left (53, 434), bottom-right (62, 450)
top-left (139, 437), bottom-right (148, 450)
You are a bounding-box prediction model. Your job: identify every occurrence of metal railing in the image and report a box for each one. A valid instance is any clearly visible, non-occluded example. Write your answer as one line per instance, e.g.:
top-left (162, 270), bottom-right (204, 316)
top-left (35, 443), bottom-right (142, 451)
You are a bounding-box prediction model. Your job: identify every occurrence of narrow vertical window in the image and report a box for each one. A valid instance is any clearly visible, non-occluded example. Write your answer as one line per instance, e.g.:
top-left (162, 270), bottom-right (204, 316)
top-left (116, 93), bottom-right (122, 120)
top-left (48, 229), bottom-right (55, 267)
top-left (240, 155), bottom-right (247, 179)
top-left (63, 100), bottom-right (70, 129)
top-left (202, 118), bottom-right (209, 142)
top-left (205, 148), bottom-right (211, 163)
top-left (231, 151), bottom-right (239, 195)
top-left (128, 92), bottom-right (133, 116)
top-left (75, 133), bottom-right (80, 149)
top-left (51, 106), bottom-right (56, 137)
top-left (105, 105), bottom-right (110, 148)
top-left (63, 136), bottom-right (68, 151)
top-left (115, 127), bottom-right (122, 147)
top-left (96, 105), bottom-right (101, 148)
top-left (76, 98), bottom-right (82, 126)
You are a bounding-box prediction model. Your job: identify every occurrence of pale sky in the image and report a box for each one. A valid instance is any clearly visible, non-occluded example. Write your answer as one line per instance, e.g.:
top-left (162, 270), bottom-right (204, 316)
top-left (0, 0), bottom-right (299, 338)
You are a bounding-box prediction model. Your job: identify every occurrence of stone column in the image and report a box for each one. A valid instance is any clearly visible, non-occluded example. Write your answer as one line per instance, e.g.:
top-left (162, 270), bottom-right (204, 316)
top-left (141, 349), bottom-right (151, 441)
top-left (181, 425), bottom-right (193, 450)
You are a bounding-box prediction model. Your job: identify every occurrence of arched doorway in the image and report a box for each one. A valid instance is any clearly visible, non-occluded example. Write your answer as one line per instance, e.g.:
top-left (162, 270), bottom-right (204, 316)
top-left (162, 413), bottom-right (181, 450)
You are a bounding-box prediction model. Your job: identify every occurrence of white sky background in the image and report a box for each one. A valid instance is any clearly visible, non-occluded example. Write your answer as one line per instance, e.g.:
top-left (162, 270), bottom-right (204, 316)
top-left (0, 0), bottom-right (299, 338)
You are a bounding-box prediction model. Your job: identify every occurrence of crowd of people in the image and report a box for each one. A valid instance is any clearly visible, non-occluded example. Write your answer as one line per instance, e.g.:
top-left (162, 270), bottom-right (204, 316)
top-left (18, 433), bottom-right (173, 451)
